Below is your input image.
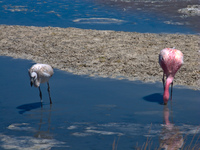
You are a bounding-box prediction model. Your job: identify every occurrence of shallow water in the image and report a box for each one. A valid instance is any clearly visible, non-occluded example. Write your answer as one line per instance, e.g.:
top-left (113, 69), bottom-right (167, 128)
top-left (0, 0), bottom-right (199, 33)
top-left (0, 56), bottom-right (199, 149)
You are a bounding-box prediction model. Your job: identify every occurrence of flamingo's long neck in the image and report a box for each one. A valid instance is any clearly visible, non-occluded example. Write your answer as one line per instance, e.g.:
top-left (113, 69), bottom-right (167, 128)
top-left (163, 76), bottom-right (174, 104)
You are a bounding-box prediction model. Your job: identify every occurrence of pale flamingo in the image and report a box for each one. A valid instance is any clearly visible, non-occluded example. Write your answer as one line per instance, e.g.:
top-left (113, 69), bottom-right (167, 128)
top-left (159, 48), bottom-right (183, 105)
top-left (28, 64), bottom-right (54, 105)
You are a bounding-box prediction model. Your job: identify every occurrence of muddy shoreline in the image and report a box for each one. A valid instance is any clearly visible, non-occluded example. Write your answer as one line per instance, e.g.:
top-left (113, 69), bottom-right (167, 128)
top-left (0, 25), bottom-right (199, 90)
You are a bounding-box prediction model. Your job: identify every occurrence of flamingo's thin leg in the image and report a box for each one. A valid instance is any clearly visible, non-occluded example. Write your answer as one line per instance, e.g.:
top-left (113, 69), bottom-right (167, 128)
top-left (162, 73), bottom-right (165, 91)
top-left (39, 87), bottom-right (43, 106)
top-left (170, 81), bottom-right (173, 101)
top-left (47, 82), bottom-right (52, 104)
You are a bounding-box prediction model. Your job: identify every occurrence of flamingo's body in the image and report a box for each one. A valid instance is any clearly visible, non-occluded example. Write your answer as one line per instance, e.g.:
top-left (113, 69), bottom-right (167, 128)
top-left (159, 48), bottom-right (183, 105)
top-left (28, 64), bottom-right (54, 105)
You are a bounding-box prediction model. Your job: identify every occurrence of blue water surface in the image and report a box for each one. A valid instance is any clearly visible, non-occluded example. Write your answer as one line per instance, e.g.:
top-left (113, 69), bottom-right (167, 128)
top-left (0, 0), bottom-right (199, 33)
top-left (0, 56), bottom-right (199, 150)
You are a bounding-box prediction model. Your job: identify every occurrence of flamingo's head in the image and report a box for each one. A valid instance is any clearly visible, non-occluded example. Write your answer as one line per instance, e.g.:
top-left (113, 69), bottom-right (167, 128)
top-left (163, 93), bottom-right (169, 105)
top-left (29, 72), bottom-right (39, 87)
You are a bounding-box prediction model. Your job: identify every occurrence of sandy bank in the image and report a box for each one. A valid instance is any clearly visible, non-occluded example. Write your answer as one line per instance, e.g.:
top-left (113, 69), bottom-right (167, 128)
top-left (0, 25), bottom-right (199, 89)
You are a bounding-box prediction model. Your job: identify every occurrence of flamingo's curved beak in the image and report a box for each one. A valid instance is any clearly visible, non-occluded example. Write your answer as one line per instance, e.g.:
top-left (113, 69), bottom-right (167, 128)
top-left (30, 81), bottom-right (33, 87)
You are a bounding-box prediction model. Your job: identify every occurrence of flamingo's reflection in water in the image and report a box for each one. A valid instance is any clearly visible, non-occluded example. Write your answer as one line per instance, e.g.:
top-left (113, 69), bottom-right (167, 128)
top-left (160, 106), bottom-right (183, 150)
top-left (34, 105), bottom-right (53, 139)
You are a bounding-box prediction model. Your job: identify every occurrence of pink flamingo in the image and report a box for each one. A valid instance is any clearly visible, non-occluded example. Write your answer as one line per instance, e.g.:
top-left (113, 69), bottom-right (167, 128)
top-left (159, 48), bottom-right (184, 105)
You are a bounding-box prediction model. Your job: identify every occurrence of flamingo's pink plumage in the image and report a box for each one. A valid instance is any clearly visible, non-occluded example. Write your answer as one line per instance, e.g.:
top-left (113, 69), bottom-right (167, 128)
top-left (159, 48), bottom-right (183, 105)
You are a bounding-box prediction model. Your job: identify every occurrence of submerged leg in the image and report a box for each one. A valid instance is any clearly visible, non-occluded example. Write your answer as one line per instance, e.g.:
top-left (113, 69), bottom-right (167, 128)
top-left (47, 82), bottom-right (52, 104)
top-left (162, 73), bottom-right (165, 91)
top-left (39, 87), bottom-right (43, 105)
top-left (170, 81), bottom-right (173, 100)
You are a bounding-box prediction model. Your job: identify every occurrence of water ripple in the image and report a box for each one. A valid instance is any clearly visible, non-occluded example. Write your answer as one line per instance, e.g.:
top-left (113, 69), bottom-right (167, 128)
top-left (73, 18), bottom-right (126, 24)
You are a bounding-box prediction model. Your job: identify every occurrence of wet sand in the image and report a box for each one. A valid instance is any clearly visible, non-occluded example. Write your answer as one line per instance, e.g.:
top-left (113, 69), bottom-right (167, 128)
top-left (0, 25), bottom-right (199, 90)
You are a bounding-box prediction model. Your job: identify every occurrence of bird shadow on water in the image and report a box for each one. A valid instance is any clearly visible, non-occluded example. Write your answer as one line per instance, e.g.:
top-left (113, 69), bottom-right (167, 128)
top-left (143, 93), bottom-right (163, 105)
top-left (17, 102), bottom-right (42, 114)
